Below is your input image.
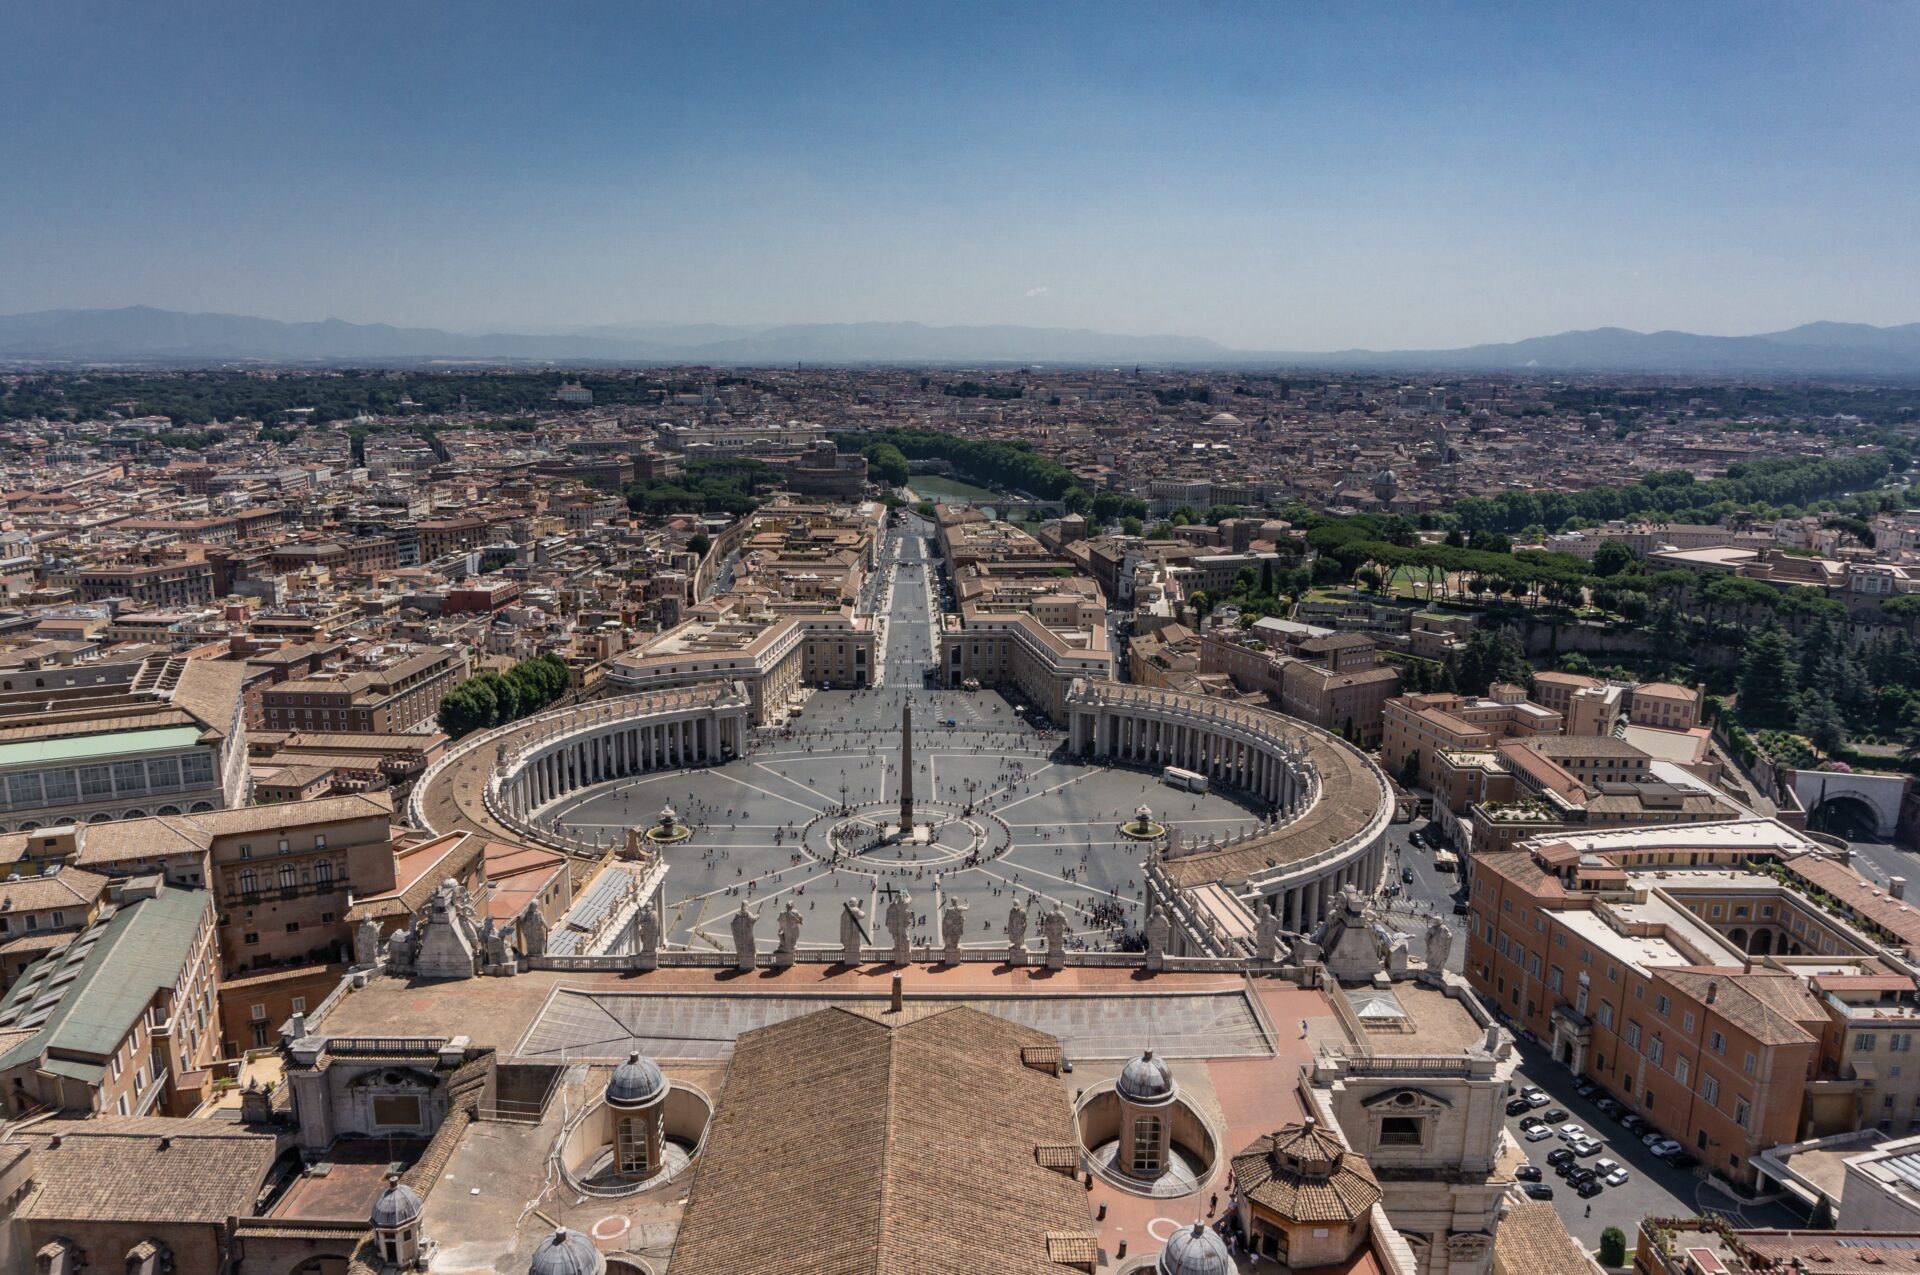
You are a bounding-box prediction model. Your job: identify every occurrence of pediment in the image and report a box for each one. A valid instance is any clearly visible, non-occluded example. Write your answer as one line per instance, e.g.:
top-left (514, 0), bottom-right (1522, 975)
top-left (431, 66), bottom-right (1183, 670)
top-left (1359, 1086), bottom-right (1452, 1112)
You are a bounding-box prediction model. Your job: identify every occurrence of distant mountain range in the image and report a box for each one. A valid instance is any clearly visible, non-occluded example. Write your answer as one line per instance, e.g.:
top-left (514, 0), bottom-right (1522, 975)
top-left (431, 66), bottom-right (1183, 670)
top-left (3, 306), bottom-right (1919, 375)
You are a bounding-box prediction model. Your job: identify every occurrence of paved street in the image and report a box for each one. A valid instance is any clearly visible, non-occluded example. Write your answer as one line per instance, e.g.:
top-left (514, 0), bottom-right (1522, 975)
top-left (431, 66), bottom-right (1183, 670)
top-left (1500, 1036), bottom-right (1805, 1252)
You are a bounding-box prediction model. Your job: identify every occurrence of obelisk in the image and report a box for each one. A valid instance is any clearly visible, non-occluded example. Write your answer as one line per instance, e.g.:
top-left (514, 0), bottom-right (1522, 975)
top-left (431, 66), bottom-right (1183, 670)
top-left (900, 701), bottom-right (914, 832)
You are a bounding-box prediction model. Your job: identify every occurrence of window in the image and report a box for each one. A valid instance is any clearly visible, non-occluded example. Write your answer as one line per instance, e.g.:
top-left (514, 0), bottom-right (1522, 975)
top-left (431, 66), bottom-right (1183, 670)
top-left (1131, 1115), bottom-right (1164, 1175)
top-left (1710, 1031), bottom-right (1726, 1054)
top-left (291, 996), bottom-right (306, 1013)
top-left (1656, 994), bottom-right (1671, 1016)
top-left (250, 1004), bottom-right (267, 1021)
top-left (239, 869), bottom-right (257, 896)
top-left (1597, 1003), bottom-right (1614, 1029)
top-left (315, 859), bottom-right (334, 886)
top-left (1626, 1022), bottom-right (1641, 1049)
top-left (618, 1114), bottom-right (651, 1176)
top-left (1648, 1037), bottom-right (1665, 1066)
top-left (1702, 1074), bottom-right (1720, 1104)
top-left (243, 932), bottom-right (258, 945)
top-left (1379, 1116), bottom-right (1425, 1147)
top-left (1861, 1033), bottom-right (1879, 1053)
top-left (278, 865), bottom-right (296, 890)
top-left (285, 922), bottom-right (299, 934)
top-left (1682, 1012), bottom-right (1695, 1034)
top-left (1744, 1051), bottom-right (1757, 1076)
top-left (1675, 1057), bottom-right (1689, 1085)
top-left (1734, 1098), bottom-right (1751, 1128)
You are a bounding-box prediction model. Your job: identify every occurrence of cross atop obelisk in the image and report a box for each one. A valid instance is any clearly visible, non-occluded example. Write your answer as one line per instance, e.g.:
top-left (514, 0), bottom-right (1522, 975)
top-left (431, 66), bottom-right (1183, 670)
top-left (900, 700), bottom-right (915, 830)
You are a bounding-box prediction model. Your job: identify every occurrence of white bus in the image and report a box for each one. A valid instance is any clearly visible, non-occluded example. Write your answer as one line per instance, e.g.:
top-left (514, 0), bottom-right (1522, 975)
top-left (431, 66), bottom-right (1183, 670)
top-left (1162, 766), bottom-right (1209, 794)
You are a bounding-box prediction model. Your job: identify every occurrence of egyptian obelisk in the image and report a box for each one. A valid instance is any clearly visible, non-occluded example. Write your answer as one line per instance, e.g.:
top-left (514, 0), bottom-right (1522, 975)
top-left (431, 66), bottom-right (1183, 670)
top-left (900, 701), bottom-right (915, 831)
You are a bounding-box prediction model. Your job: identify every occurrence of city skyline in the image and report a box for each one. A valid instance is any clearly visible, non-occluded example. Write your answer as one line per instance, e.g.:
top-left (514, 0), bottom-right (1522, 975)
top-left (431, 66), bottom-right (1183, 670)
top-left (3, 1), bottom-right (1917, 348)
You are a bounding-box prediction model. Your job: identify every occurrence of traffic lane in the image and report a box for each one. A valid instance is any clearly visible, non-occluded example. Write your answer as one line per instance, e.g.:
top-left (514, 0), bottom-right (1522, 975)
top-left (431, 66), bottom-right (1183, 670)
top-left (1846, 840), bottom-right (1917, 892)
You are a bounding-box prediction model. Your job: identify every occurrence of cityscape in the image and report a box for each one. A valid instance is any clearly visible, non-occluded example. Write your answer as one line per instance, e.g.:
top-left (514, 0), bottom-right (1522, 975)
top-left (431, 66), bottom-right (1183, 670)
top-left (2, 5), bottom-right (1920, 1275)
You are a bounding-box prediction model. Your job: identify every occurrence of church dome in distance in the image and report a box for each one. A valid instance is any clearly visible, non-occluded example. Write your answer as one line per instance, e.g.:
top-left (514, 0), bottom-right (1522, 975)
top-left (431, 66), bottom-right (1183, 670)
top-left (606, 1050), bottom-right (666, 1108)
top-left (528, 1227), bottom-right (605, 1275)
top-left (1116, 1049), bottom-right (1175, 1105)
top-left (1205, 412), bottom-right (1242, 428)
top-left (1158, 1220), bottom-right (1233, 1275)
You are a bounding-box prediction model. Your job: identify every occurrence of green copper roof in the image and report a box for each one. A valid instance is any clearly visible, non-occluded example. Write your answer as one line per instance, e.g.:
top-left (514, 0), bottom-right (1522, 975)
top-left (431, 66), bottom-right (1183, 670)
top-left (0, 726), bottom-right (202, 770)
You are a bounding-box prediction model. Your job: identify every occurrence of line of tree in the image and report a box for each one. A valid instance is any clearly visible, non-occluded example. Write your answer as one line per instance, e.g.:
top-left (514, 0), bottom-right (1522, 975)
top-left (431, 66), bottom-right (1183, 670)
top-left (622, 457), bottom-right (773, 517)
top-left (833, 428), bottom-right (1077, 500)
top-left (437, 653), bottom-right (572, 739)
top-left (1450, 453), bottom-right (1898, 535)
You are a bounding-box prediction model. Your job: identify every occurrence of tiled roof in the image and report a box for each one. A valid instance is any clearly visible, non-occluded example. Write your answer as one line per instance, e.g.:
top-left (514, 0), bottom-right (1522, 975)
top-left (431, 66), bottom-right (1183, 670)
top-left (18, 1118), bottom-right (277, 1224)
top-left (668, 1004), bottom-right (1092, 1275)
top-left (1231, 1123), bottom-right (1381, 1224)
top-left (1656, 969), bottom-right (1820, 1046)
top-left (1493, 1201), bottom-right (1596, 1275)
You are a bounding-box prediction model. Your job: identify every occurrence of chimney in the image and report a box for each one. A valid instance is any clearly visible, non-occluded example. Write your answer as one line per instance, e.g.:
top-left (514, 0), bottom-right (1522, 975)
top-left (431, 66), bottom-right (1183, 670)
top-left (890, 973), bottom-right (903, 1014)
top-left (1893, 877), bottom-right (1907, 901)
top-left (1706, 982), bottom-right (1718, 1004)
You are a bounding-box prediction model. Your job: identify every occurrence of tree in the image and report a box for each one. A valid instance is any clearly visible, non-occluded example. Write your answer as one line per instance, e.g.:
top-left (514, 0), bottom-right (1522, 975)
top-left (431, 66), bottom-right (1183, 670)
top-left (861, 442), bottom-right (910, 485)
top-left (1809, 1195), bottom-right (1835, 1230)
top-left (1188, 590), bottom-right (1213, 619)
top-left (1797, 691), bottom-right (1847, 755)
top-left (1591, 540), bottom-right (1635, 578)
top-left (1061, 485), bottom-right (1092, 515)
top-left (1121, 515), bottom-right (1145, 537)
top-left (1737, 622), bottom-right (1800, 729)
top-left (1600, 1226), bottom-right (1628, 1266)
top-left (687, 532), bottom-right (712, 558)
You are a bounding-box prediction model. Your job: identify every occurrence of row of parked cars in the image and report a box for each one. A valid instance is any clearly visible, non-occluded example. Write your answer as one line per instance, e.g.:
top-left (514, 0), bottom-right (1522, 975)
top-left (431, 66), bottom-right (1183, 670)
top-left (1504, 1079), bottom-right (1698, 1202)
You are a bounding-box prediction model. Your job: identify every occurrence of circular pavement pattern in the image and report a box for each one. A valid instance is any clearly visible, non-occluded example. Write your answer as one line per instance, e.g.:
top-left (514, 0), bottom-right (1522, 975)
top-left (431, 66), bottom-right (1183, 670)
top-left (540, 685), bottom-right (1265, 955)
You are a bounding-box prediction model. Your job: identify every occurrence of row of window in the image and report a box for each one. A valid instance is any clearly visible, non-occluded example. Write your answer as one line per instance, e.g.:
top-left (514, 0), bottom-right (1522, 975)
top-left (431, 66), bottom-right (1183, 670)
top-left (0, 752), bottom-right (217, 810)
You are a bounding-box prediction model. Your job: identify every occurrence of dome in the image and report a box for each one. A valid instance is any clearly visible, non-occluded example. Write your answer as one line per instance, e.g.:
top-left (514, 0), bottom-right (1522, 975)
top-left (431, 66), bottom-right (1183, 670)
top-left (1205, 412), bottom-right (1242, 427)
top-left (1158, 1221), bottom-right (1233, 1275)
top-left (1115, 1049), bottom-right (1175, 1104)
top-left (528, 1227), bottom-right (605, 1275)
top-left (606, 1051), bottom-right (666, 1108)
top-left (369, 1178), bottom-right (422, 1229)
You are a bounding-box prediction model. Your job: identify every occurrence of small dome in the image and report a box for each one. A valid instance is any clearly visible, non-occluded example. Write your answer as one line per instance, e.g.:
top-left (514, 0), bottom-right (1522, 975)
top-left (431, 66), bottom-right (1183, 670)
top-left (1116, 1049), bottom-right (1175, 1104)
top-left (369, 1178), bottom-right (422, 1229)
top-left (606, 1051), bottom-right (666, 1108)
top-left (528, 1227), bottom-right (604, 1275)
top-left (1206, 412), bottom-right (1242, 427)
top-left (1158, 1221), bottom-right (1233, 1275)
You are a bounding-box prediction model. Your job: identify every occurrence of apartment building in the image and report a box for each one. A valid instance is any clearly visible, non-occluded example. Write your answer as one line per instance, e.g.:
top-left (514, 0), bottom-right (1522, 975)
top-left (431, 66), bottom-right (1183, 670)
top-left (0, 881), bottom-right (221, 1119)
top-left (259, 643), bottom-right (467, 734)
top-left (1381, 689), bottom-right (1562, 787)
top-left (607, 606), bottom-right (875, 722)
top-left (1197, 626), bottom-right (1401, 744)
top-left (73, 560), bottom-right (217, 608)
top-left (1465, 820), bottom-right (1920, 1184)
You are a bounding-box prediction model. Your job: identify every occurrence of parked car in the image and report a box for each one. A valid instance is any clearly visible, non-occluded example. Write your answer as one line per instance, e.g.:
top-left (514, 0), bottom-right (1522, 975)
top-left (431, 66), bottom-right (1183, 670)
top-left (1523, 1087), bottom-right (1551, 1108)
top-left (1573, 1138), bottom-right (1604, 1157)
top-left (1557, 1122), bottom-right (1586, 1141)
top-left (1544, 1108), bottom-right (1569, 1124)
top-left (1620, 1114), bottom-right (1648, 1137)
top-left (1546, 1148), bottom-right (1575, 1167)
top-left (1452, 900), bottom-right (1469, 914)
top-left (1604, 1166), bottom-right (1630, 1187)
top-left (1518, 1115), bottom-right (1545, 1130)
top-left (1649, 1138), bottom-right (1684, 1158)
top-left (1576, 1177), bottom-right (1605, 1199)
top-left (1663, 1152), bottom-right (1700, 1171)
top-left (1506, 1098), bottom-right (1532, 1117)
top-left (1516, 1164), bottom-right (1543, 1182)
top-left (1642, 1131), bottom-right (1668, 1148)
top-left (1573, 1079), bottom-right (1598, 1099)
top-left (1594, 1097), bottom-right (1623, 1118)
top-left (1524, 1124), bottom-right (1555, 1142)
top-left (1523, 1182), bottom-right (1556, 1201)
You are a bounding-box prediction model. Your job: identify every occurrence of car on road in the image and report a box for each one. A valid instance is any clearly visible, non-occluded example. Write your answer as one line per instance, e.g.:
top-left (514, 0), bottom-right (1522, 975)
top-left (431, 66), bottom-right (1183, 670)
top-left (1506, 1098), bottom-right (1532, 1117)
top-left (1522, 1182), bottom-right (1555, 1201)
top-left (1402, 867), bottom-right (1416, 884)
top-left (1648, 1138), bottom-right (1684, 1158)
top-left (1576, 1177), bottom-right (1605, 1198)
top-left (1543, 1107), bottom-right (1569, 1123)
top-left (1452, 900), bottom-right (1469, 914)
top-left (1546, 1148), bottom-right (1574, 1167)
top-left (1516, 1164), bottom-right (1543, 1182)
top-left (1522, 1087), bottom-right (1550, 1108)
top-left (1523, 1124), bottom-right (1554, 1142)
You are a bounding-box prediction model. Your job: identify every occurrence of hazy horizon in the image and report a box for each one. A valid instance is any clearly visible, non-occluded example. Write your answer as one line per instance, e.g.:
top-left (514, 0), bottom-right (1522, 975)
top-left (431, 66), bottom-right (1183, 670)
top-left (3, 1), bottom-right (1916, 349)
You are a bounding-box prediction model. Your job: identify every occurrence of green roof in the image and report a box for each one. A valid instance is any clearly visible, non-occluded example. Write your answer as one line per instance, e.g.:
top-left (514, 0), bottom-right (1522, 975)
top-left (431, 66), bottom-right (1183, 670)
top-left (0, 726), bottom-right (203, 771)
top-left (0, 888), bottom-right (211, 1074)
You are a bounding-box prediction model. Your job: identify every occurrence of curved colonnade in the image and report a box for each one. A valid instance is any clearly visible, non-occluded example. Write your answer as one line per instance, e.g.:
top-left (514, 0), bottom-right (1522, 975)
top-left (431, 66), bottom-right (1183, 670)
top-left (410, 678), bottom-right (1393, 947)
top-left (1064, 680), bottom-right (1394, 938)
top-left (407, 683), bottom-right (752, 854)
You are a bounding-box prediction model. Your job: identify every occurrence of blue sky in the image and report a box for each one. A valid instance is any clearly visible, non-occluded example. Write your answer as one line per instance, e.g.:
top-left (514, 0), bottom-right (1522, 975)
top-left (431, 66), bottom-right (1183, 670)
top-left (2, 1), bottom-right (1915, 348)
